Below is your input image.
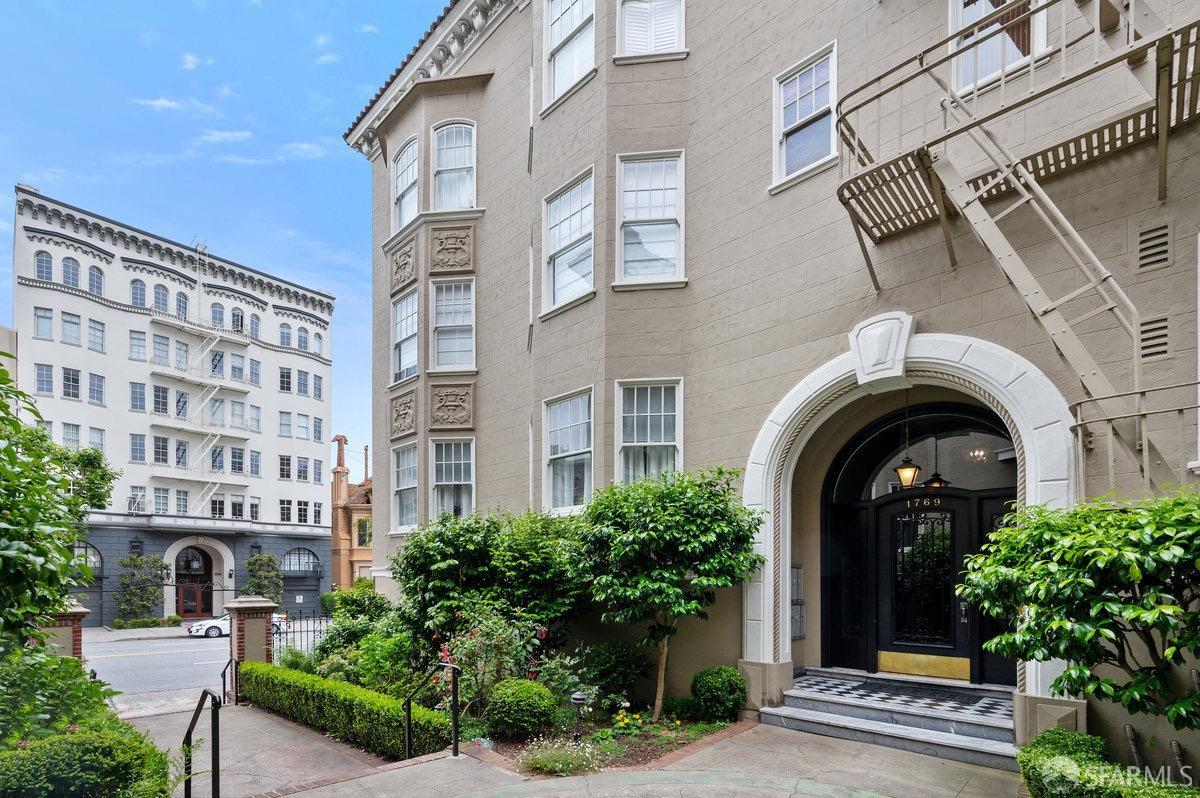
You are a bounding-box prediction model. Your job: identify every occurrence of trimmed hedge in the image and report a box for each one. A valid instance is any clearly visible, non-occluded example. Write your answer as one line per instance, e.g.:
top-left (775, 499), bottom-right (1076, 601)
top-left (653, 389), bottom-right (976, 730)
top-left (691, 666), bottom-right (747, 722)
top-left (239, 661), bottom-right (450, 760)
top-left (1018, 727), bottom-right (1200, 797)
top-left (486, 679), bottom-right (557, 739)
top-left (0, 728), bottom-right (168, 797)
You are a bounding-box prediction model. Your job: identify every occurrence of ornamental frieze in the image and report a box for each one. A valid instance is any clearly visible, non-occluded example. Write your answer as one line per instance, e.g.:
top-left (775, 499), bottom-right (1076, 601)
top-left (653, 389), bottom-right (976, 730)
top-left (430, 227), bottom-right (473, 273)
top-left (429, 383), bottom-right (473, 429)
top-left (391, 238), bottom-right (416, 291)
top-left (391, 390), bottom-right (417, 439)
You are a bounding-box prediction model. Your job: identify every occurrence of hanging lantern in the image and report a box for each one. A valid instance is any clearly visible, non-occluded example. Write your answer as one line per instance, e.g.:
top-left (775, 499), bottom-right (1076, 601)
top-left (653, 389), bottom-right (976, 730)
top-left (920, 433), bottom-right (950, 488)
top-left (894, 456), bottom-right (922, 488)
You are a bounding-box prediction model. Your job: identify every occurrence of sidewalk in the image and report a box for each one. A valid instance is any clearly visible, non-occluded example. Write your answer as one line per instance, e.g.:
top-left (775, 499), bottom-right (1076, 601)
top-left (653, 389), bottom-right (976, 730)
top-left (84, 625), bottom-right (192, 643)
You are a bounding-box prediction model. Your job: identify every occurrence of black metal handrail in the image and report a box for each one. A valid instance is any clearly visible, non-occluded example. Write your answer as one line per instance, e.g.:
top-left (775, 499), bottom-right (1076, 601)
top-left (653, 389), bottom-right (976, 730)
top-left (403, 662), bottom-right (461, 760)
top-left (220, 658), bottom-right (239, 705)
top-left (182, 688), bottom-right (222, 798)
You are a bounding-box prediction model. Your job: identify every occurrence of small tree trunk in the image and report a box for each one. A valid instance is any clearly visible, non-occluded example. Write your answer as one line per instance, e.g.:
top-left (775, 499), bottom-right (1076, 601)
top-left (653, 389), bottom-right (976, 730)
top-left (652, 637), bottom-right (669, 723)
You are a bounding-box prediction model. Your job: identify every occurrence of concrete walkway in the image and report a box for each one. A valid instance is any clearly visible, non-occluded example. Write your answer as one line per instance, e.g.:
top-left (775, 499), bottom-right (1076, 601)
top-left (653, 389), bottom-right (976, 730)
top-left (133, 705), bottom-right (1022, 798)
top-left (84, 625), bottom-right (191, 643)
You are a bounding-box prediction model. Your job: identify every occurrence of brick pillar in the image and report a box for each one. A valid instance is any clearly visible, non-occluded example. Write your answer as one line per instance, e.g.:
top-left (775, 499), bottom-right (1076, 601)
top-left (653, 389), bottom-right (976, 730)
top-left (225, 595), bottom-right (278, 699)
top-left (38, 600), bottom-right (89, 658)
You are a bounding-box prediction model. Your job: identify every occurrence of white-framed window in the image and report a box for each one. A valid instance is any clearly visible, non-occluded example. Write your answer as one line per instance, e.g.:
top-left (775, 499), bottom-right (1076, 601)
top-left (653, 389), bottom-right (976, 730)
top-left (546, 0), bottom-right (595, 104)
top-left (773, 42), bottom-right (837, 185)
top-left (951, 0), bottom-right (1048, 91)
top-left (211, 494), bottom-right (225, 518)
top-left (279, 367), bottom-right (292, 392)
top-left (62, 257), bottom-right (80, 288)
top-left (177, 292), bottom-right (189, 320)
top-left (176, 391), bottom-right (189, 419)
top-left (433, 122), bottom-right (476, 210)
top-left (296, 456), bottom-right (309, 481)
top-left (88, 427), bottom-right (104, 452)
top-left (130, 279), bottom-right (146, 307)
top-left (544, 389), bottom-right (592, 511)
top-left (250, 450), bottom-right (261, 476)
top-left (88, 266), bottom-right (104, 296)
top-left (393, 443), bottom-right (418, 530)
top-left (249, 359), bottom-right (261, 386)
top-left (35, 251), bottom-right (52, 281)
top-left (176, 490), bottom-right (190, 516)
top-left (129, 433), bottom-right (146, 463)
top-left (88, 373), bottom-right (105, 405)
top-left (432, 439), bottom-right (474, 517)
top-left (35, 363), bottom-right (52, 395)
top-left (278, 411), bottom-right (292, 437)
top-left (176, 440), bottom-right (189, 468)
top-left (175, 341), bottom-right (189, 370)
top-left (313, 332), bottom-right (323, 356)
top-left (153, 435), bottom-right (169, 465)
top-left (88, 319), bottom-right (105, 352)
top-left (152, 334), bottom-right (169, 365)
top-left (62, 424), bottom-right (80, 451)
top-left (393, 137), bottom-right (419, 231)
top-left (154, 487), bottom-right (170, 514)
top-left (298, 327), bottom-right (309, 351)
top-left (544, 169), bottom-right (594, 309)
top-left (62, 368), bottom-right (80, 400)
top-left (153, 284), bottom-right (168, 313)
top-left (231, 495), bottom-right (245, 519)
top-left (314, 502), bottom-right (323, 525)
top-left (314, 458), bottom-right (323, 483)
top-left (617, 153), bottom-right (683, 282)
top-left (616, 380), bottom-right (681, 482)
top-left (313, 417), bottom-right (323, 442)
top-left (314, 375), bottom-right (323, 400)
top-left (210, 303), bottom-right (224, 328)
top-left (153, 385), bottom-right (168, 414)
top-left (34, 307), bottom-right (52, 338)
top-left (230, 353), bottom-right (245, 382)
top-left (61, 313), bottom-right (80, 345)
top-left (129, 330), bottom-right (146, 360)
top-left (249, 405), bottom-right (261, 433)
top-left (296, 370), bottom-right (309, 396)
top-left (279, 499), bottom-right (292, 522)
top-left (209, 398), bottom-right (224, 426)
top-left (231, 447), bottom-right (245, 474)
top-left (129, 381), bottom-right (145, 411)
top-left (431, 280), bottom-right (475, 370)
top-left (129, 485), bottom-right (147, 513)
top-left (279, 323), bottom-right (292, 347)
top-left (392, 290), bottom-right (418, 382)
top-left (231, 401), bottom-right (245, 429)
top-left (296, 414), bottom-right (310, 440)
top-left (249, 313), bottom-right (260, 338)
top-left (619, 0), bottom-right (683, 55)
top-left (210, 446), bottom-right (225, 472)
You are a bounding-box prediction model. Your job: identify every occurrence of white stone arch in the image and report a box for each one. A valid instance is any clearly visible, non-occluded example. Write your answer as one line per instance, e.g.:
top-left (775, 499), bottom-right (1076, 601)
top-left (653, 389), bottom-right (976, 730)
top-left (741, 312), bottom-right (1074, 703)
top-left (162, 535), bottom-right (236, 618)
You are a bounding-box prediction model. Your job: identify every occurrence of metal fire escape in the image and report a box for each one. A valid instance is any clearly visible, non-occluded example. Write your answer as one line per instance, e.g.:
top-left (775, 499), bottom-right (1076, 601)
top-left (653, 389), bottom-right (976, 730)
top-left (835, 0), bottom-right (1200, 495)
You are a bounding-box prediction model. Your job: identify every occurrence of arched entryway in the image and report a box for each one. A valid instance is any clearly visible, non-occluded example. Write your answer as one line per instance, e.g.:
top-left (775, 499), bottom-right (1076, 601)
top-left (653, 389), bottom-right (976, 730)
top-left (822, 402), bottom-right (1018, 685)
top-left (739, 311), bottom-right (1076, 709)
top-left (174, 546), bottom-right (213, 619)
top-left (280, 547), bottom-right (322, 616)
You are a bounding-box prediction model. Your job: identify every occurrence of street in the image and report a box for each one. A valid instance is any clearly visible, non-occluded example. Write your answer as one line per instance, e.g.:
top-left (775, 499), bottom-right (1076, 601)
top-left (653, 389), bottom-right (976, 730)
top-left (86, 631), bottom-right (230, 716)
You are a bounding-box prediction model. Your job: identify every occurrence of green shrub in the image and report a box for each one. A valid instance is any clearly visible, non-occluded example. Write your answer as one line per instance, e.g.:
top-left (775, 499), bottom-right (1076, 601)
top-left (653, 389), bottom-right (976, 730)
top-left (328, 581), bottom-right (391, 622)
top-left (486, 679), bottom-right (558, 740)
top-left (115, 554), bottom-right (169, 622)
top-left (518, 737), bottom-right (600, 776)
top-left (239, 661), bottom-right (449, 760)
top-left (0, 725), bottom-right (168, 797)
top-left (276, 647), bottom-right (317, 674)
top-left (352, 629), bottom-right (416, 696)
top-left (240, 553), bottom-right (283, 605)
top-left (582, 641), bottom-right (648, 712)
top-left (163, 615), bottom-right (183, 627)
top-left (114, 617), bottom-right (161, 630)
top-left (320, 591), bottom-right (337, 616)
top-left (690, 666), bottom-right (747, 722)
top-left (661, 695), bottom-right (701, 721)
top-left (445, 601), bottom-right (539, 716)
top-left (1, 648), bottom-right (115, 749)
top-left (1018, 727), bottom-right (1199, 797)
top-left (313, 614), bottom-right (377, 661)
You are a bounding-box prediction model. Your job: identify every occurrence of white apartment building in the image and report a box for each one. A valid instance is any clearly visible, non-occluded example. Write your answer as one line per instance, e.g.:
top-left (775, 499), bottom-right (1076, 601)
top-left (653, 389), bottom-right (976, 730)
top-left (10, 185), bottom-right (335, 624)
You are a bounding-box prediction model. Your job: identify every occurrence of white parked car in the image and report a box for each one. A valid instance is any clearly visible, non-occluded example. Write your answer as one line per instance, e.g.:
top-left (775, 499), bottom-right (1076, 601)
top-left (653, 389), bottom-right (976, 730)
top-left (187, 613), bottom-right (289, 638)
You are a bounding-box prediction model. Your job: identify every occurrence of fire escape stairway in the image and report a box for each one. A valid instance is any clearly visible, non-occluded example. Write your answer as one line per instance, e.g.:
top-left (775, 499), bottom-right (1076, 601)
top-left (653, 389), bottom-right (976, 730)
top-left (834, 0), bottom-right (1200, 491)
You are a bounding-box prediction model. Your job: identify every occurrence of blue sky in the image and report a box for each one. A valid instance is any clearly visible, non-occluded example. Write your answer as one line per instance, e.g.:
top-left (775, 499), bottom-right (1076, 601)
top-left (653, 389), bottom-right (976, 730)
top-left (0, 0), bottom-right (446, 482)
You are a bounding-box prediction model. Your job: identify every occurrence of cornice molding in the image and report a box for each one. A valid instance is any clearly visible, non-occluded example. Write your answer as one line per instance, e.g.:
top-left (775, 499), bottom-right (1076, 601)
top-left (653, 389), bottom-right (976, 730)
top-left (16, 193), bottom-right (335, 315)
top-left (122, 257), bottom-right (198, 288)
top-left (203, 282), bottom-right (269, 311)
top-left (271, 304), bottom-right (329, 330)
top-left (346, 0), bottom-right (518, 156)
top-left (24, 226), bottom-right (115, 264)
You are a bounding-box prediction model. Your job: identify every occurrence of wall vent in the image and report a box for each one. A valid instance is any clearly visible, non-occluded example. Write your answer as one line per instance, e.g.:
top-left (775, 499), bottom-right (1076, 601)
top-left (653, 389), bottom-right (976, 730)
top-left (1136, 222), bottom-right (1173, 271)
top-left (1139, 317), bottom-right (1169, 359)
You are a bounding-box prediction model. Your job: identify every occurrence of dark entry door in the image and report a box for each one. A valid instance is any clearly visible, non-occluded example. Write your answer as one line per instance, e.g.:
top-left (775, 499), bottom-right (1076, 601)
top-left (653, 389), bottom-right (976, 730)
top-left (875, 491), bottom-right (972, 671)
top-left (975, 495), bottom-right (1018, 686)
top-left (175, 546), bottom-right (213, 618)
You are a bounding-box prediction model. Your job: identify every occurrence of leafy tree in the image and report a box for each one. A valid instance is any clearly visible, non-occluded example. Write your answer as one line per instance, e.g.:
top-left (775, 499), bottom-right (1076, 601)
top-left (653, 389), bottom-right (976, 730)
top-left (390, 510), bottom-right (586, 658)
top-left (115, 554), bottom-right (170, 621)
top-left (0, 362), bottom-right (119, 643)
top-left (327, 579), bottom-right (391, 621)
top-left (581, 467), bottom-right (764, 722)
top-left (959, 493), bottom-right (1200, 730)
top-left (241, 553), bottom-right (283, 605)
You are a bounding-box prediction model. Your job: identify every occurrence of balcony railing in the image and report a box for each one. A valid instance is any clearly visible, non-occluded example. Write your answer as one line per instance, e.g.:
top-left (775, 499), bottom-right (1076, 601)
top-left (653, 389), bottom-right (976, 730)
top-left (149, 307), bottom-right (256, 344)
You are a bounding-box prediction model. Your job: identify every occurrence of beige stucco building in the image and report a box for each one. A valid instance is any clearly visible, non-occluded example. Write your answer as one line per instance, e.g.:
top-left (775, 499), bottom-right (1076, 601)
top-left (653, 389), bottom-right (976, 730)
top-left (347, 0), bottom-right (1200, 771)
top-left (330, 435), bottom-right (375, 587)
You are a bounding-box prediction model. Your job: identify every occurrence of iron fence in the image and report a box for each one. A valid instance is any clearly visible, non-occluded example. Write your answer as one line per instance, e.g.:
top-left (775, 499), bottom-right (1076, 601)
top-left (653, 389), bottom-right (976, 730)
top-left (271, 609), bottom-right (332, 662)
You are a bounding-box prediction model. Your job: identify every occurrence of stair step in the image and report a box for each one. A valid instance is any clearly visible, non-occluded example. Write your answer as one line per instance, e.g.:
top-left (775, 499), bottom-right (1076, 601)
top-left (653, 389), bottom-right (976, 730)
top-left (801, 667), bottom-right (1016, 703)
top-left (783, 688), bottom-right (1012, 743)
top-left (760, 705), bottom-right (1019, 772)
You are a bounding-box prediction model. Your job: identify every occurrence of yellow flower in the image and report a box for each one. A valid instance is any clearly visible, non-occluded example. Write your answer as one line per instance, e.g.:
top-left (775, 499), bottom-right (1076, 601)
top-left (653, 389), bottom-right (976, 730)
top-left (675, 720), bottom-right (681, 727)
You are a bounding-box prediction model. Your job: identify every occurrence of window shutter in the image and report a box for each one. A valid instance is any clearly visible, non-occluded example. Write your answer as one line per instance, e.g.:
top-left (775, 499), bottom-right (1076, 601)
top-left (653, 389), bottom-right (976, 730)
top-left (651, 0), bottom-right (679, 51)
top-left (623, 0), bottom-right (651, 53)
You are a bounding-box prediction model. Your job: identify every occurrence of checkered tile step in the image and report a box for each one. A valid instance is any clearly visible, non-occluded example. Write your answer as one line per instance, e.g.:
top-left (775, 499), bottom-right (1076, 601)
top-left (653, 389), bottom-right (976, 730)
top-left (791, 675), bottom-right (1014, 722)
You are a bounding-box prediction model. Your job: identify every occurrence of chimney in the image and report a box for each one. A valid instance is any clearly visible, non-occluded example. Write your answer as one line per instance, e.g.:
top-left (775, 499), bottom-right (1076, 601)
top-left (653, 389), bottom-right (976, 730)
top-left (363, 445), bottom-right (369, 481)
top-left (332, 434), bottom-right (350, 505)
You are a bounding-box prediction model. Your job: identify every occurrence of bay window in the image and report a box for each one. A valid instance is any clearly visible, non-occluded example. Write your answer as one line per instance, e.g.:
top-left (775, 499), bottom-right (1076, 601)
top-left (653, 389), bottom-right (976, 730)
top-left (393, 444), bottom-right (418, 529)
top-left (545, 390), bottom-right (592, 510)
top-left (544, 171), bottom-right (593, 309)
top-left (433, 440), bottom-right (473, 517)
top-left (433, 123), bottom-right (475, 211)
top-left (773, 44), bottom-right (837, 185)
top-left (393, 138), bottom-right (419, 230)
top-left (392, 290), bottom-right (418, 382)
top-left (618, 154), bottom-right (682, 282)
top-left (546, 0), bottom-right (594, 104)
top-left (432, 280), bottom-right (475, 370)
top-left (619, 0), bottom-right (683, 55)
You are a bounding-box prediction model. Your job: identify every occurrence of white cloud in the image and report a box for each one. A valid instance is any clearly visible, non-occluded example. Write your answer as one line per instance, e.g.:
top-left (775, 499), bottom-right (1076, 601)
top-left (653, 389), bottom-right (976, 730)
top-left (180, 52), bottom-right (214, 70)
top-left (196, 129), bottom-right (252, 144)
top-left (314, 33), bottom-right (331, 48)
top-left (314, 52), bottom-right (340, 66)
top-left (216, 84), bottom-right (235, 98)
top-left (356, 23), bottom-right (378, 34)
top-left (214, 154), bottom-right (277, 166)
top-left (280, 141), bottom-right (324, 159)
top-left (134, 97), bottom-right (184, 111)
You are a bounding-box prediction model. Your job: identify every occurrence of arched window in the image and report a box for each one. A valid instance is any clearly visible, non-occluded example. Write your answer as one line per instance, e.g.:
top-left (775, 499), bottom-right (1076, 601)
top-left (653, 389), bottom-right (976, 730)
top-left (71, 542), bottom-right (103, 575)
top-left (393, 138), bottom-right (419, 229)
top-left (433, 123), bottom-right (475, 210)
top-left (249, 314), bottom-right (261, 339)
top-left (297, 327), bottom-right (309, 351)
top-left (210, 303), bottom-right (225, 328)
top-left (62, 257), bottom-right (80, 288)
top-left (35, 251), bottom-right (52, 281)
top-left (88, 266), bottom-right (104, 296)
top-left (176, 292), bottom-right (189, 319)
top-left (130, 279), bottom-right (146, 307)
top-left (281, 547), bottom-right (320, 574)
top-left (313, 332), bottom-right (323, 356)
top-left (279, 323), bottom-right (292, 347)
top-left (153, 284), bottom-right (169, 312)
top-left (230, 308), bottom-right (244, 333)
